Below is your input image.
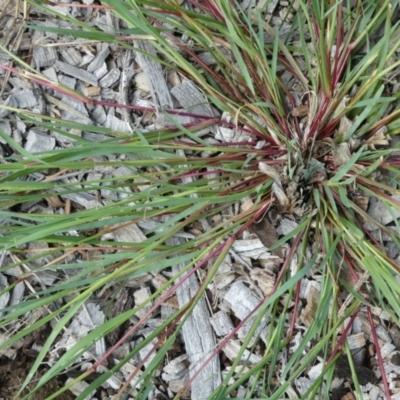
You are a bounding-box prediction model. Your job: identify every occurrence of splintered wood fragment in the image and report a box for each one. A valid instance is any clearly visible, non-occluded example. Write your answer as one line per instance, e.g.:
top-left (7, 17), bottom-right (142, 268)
top-left (134, 40), bottom-right (174, 109)
top-left (162, 354), bottom-right (189, 393)
top-left (45, 94), bottom-right (92, 125)
top-left (110, 222), bottom-right (147, 243)
top-left (249, 216), bottom-right (284, 258)
top-left (8, 281), bottom-right (25, 312)
top-left (250, 268), bottom-right (274, 296)
top-left (162, 355), bottom-right (189, 393)
top-left (32, 82), bottom-right (47, 114)
top-left (347, 333), bottom-right (366, 350)
top-left (12, 89), bottom-right (37, 109)
top-left (104, 115), bottom-right (133, 133)
top-left (277, 218), bottom-right (298, 236)
top-left (99, 68), bottom-right (120, 88)
top-left (134, 287), bottom-right (152, 318)
top-left (57, 191), bottom-right (103, 209)
top-left (375, 324), bottom-right (392, 342)
top-left (210, 311), bottom-right (234, 336)
top-left (197, 48), bottom-right (231, 65)
top-left (91, 104), bottom-right (107, 125)
top-left (55, 60), bottom-right (98, 86)
top-left (24, 130), bottom-right (55, 153)
top-left (0, 274), bottom-right (10, 319)
top-left (380, 342), bottom-right (395, 359)
top-left (224, 282), bottom-right (260, 320)
top-left (155, 112), bottom-right (193, 129)
top-left (263, 24), bottom-right (292, 44)
top-left (33, 46), bottom-right (57, 68)
top-left (94, 63), bottom-right (107, 79)
top-left (266, 0), bottom-right (279, 14)
top-left (52, 303), bottom-right (104, 356)
top-left (163, 355), bottom-right (189, 376)
top-left (0, 122), bottom-right (11, 144)
top-left (167, 236), bottom-right (221, 400)
top-left (170, 78), bottom-right (216, 118)
top-left (215, 126), bottom-right (251, 142)
top-left (307, 363), bottom-right (323, 381)
top-left (224, 282), bottom-right (268, 344)
top-left (272, 180), bottom-right (289, 208)
top-left (61, 47), bottom-right (83, 66)
top-left (59, 95), bottom-right (90, 117)
top-left (119, 50), bottom-right (135, 124)
top-left (87, 44), bottom-right (110, 72)
top-left (83, 86), bottom-right (101, 97)
top-left (212, 271), bottom-right (235, 290)
top-left (223, 339), bottom-right (262, 364)
top-left (364, 194), bottom-right (400, 230)
top-left (66, 378), bottom-right (96, 398)
top-left (0, 96), bottom-right (18, 118)
top-left (232, 239), bottom-right (266, 253)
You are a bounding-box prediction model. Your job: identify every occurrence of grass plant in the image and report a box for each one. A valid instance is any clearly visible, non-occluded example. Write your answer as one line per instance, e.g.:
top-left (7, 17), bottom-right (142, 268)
top-left (1, 0), bottom-right (400, 398)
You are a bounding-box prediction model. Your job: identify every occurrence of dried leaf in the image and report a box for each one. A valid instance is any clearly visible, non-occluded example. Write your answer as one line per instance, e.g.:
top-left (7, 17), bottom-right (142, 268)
top-left (337, 115), bottom-right (353, 138)
top-left (272, 180), bottom-right (289, 208)
top-left (292, 104), bottom-right (309, 117)
top-left (250, 268), bottom-right (275, 296)
top-left (363, 126), bottom-right (390, 150)
top-left (333, 142), bottom-right (351, 167)
top-left (249, 216), bottom-right (284, 258)
top-left (353, 194), bottom-right (369, 212)
top-left (46, 196), bottom-right (63, 208)
top-left (258, 162), bottom-right (279, 179)
top-left (299, 285), bottom-right (319, 327)
top-left (240, 198), bottom-right (254, 212)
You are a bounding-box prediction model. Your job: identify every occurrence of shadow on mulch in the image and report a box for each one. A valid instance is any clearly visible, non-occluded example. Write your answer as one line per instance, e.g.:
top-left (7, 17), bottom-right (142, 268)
top-left (0, 349), bottom-right (75, 400)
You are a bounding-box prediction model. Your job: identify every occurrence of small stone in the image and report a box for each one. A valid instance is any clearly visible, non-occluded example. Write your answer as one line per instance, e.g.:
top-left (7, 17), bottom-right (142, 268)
top-left (135, 71), bottom-right (150, 92)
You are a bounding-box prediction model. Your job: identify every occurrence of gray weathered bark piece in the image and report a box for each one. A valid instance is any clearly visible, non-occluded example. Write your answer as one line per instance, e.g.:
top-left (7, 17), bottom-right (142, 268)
top-left (168, 236), bottom-right (221, 400)
top-left (224, 281), bottom-right (269, 344)
top-left (99, 68), bottom-right (120, 88)
top-left (57, 191), bottom-right (103, 209)
top-left (61, 47), bottom-right (83, 66)
top-left (134, 40), bottom-right (175, 109)
top-left (170, 78), bottom-right (215, 118)
top-left (210, 310), bottom-right (234, 336)
top-left (33, 45), bottom-right (57, 68)
top-left (365, 194), bottom-right (400, 229)
top-left (55, 60), bottom-right (98, 86)
top-left (0, 96), bottom-right (17, 118)
top-left (12, 89), bottom-right (37, 109)
top-left (87, 43), bottom-right (110, 72)
top-left (119, 50), bottom-right (135, 124)
top-left (24, 129), bottom-right (55, 153)
top-left (104, 114), bottom-right (133, 133)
